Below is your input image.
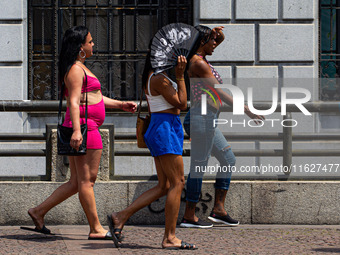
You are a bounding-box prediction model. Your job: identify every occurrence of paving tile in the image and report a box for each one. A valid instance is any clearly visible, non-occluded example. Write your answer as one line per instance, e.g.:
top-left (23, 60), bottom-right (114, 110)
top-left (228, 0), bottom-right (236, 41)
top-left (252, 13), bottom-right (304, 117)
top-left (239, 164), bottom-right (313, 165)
top-left (1, 225), bottom-right (340, 254)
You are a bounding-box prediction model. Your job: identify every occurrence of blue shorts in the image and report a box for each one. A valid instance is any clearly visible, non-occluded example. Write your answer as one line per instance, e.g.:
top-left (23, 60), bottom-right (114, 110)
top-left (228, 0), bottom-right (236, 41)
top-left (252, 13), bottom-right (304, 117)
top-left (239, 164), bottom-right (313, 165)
top-left (144, 113), bottom-right (184, 157)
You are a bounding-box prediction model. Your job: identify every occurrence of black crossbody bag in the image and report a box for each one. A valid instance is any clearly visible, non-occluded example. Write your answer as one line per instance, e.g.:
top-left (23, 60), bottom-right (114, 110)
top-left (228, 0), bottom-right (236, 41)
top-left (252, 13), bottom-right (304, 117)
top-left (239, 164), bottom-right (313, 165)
top-left (57, 69), bottom-right (88, 156)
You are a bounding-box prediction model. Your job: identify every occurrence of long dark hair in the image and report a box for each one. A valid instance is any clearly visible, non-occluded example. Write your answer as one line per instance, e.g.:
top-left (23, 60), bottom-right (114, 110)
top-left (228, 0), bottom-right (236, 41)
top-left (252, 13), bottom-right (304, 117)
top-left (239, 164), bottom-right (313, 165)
top-left (58, 26), bottom-right (89, 86)
top-left (142, 39), bottom-right (154, 90)
top-left (195, 25), bottom-right (212, 47)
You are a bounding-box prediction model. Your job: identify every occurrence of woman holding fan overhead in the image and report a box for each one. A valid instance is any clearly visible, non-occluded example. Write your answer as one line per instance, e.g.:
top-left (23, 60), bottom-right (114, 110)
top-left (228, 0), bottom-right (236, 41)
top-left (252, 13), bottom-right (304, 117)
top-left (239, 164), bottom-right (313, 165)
top-left (107, 23), bottom-right (199, 250)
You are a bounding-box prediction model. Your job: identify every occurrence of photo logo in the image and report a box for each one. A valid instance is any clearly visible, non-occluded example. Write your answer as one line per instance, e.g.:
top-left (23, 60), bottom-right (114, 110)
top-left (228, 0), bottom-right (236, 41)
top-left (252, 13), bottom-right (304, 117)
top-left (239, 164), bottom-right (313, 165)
top-left (200, 85), bottom-right (222, 115)
top-left (199, 84), bottom-right (312, 128)
top-left (201, 84), bottom-right (312, 116)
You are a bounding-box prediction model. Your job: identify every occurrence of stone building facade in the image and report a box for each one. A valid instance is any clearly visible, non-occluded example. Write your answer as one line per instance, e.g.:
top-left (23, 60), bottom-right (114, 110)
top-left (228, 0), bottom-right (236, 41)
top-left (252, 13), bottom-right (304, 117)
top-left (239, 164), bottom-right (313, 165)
top-left (1, 0), bottom-right (337, 179)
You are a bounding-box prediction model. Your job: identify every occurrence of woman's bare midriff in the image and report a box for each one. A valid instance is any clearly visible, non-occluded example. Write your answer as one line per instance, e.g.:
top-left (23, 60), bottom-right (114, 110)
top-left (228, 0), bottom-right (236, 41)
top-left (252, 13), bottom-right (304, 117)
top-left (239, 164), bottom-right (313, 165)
top-left (66, 89), bottom-right (102, 107)
top-left (153, 108), bottom-right (181, 115)
top-left (207, 98), bottom-right (219, 111)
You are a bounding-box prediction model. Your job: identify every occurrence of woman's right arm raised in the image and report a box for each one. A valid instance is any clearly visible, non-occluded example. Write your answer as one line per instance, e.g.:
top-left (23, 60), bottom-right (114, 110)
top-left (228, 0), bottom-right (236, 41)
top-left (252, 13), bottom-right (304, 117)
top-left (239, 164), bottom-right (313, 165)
top-left (64, 64), bottom-right (84, 150)
top-left (153, 56), bottom-right (188, 110)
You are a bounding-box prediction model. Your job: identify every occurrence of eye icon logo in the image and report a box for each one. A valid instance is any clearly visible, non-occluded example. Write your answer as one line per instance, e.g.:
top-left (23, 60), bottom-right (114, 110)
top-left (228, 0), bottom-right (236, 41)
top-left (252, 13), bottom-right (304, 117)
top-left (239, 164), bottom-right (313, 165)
top-left (200, 85), bottom-right (222, 115)
top-left (200, 85), bottom-right (222, 107)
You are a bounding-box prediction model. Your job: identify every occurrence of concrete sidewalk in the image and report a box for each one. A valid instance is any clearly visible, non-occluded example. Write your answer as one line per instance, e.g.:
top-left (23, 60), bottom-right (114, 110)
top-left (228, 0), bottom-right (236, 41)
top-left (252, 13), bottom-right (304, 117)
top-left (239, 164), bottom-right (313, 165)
top-left (1, 225), bottom-right (340, 254)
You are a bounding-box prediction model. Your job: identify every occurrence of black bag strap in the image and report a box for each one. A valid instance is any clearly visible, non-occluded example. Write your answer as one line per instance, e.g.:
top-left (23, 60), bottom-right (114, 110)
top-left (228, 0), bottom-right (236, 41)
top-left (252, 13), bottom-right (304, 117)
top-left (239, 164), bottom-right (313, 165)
top-left (58, 67), bottom-right (88, 125)
top-left (137, 78), bottom-right (150, 118)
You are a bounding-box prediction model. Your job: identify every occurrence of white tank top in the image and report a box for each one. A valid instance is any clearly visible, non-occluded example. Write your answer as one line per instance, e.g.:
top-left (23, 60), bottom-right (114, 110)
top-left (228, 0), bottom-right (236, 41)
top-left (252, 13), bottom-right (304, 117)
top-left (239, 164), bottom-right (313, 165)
top-left (146, 73), bottom-right (178, 112)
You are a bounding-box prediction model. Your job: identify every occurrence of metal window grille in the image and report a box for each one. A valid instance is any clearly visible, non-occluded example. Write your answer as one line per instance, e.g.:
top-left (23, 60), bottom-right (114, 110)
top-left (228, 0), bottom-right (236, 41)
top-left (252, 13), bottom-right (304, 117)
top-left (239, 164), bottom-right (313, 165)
top-left (28, 0), bottom-right (193, 100)
top-left (319, 0), bottom-right (340, 100)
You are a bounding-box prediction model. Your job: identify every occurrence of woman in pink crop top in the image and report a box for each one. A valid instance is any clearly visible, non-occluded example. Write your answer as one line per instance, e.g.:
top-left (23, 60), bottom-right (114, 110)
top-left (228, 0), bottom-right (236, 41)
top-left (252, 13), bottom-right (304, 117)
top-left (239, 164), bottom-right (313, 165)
top-left (26, 26), bottom-right (137, 240)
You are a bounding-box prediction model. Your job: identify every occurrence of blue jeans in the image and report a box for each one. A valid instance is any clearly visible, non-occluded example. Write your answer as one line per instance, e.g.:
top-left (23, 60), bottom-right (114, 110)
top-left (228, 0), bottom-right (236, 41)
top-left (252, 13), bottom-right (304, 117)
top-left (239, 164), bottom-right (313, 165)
top-left (184, 107), bottom-right (236, 203)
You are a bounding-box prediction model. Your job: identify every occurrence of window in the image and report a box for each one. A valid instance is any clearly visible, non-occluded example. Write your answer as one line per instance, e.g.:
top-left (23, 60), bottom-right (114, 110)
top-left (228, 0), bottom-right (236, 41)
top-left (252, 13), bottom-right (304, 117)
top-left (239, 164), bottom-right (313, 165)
top-left (28, 0), bottom-right (193, 100)
top-left (320, 0), bottom-right (340, 100)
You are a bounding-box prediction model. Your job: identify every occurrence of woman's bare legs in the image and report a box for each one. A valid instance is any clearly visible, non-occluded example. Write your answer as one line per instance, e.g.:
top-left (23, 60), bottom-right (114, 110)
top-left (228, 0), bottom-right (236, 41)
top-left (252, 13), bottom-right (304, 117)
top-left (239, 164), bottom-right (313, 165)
top-left (158, 154), bottom-right (186, 248)
top-left (74, 149), bottom-right (107, 238)
top-left (111, 154), bottom-right (190, 248)
top-left (28, 156), bottom-right (79, 230)
top-left (111, 157), bottom-right (170, 229)
top-left (28, 149), bottom-right (107, 238)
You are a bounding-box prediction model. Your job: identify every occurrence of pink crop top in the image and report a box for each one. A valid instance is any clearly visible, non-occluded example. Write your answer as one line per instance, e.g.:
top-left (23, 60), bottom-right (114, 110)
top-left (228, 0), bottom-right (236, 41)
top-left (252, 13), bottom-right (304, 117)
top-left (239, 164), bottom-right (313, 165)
top-left (64, 75), bottom-right (101, 97)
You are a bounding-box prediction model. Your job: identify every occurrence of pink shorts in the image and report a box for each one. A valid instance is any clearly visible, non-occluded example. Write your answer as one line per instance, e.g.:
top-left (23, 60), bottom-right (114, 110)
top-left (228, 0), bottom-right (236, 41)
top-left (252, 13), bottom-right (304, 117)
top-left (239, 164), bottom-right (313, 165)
top-left (62, 98), bottom-right (105, 149)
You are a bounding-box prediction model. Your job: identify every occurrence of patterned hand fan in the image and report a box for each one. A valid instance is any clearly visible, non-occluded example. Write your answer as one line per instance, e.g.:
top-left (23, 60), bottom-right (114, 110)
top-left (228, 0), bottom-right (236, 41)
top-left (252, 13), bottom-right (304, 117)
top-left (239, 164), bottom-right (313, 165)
top-left (150, 23), bottom-right (200, 74)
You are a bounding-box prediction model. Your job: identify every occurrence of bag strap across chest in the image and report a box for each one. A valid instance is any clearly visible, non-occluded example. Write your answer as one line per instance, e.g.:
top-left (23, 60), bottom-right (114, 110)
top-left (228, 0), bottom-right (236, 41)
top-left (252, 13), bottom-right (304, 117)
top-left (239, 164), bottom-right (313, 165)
top-left (58, 67), bottom-right (88, 125)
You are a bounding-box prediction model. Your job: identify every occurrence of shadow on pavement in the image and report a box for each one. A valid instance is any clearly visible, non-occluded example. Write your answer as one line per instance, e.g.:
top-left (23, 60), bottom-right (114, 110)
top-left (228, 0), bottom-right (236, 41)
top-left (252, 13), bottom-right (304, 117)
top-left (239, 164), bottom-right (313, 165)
top-left (0, 234), bottom-right (62, 242)
top-left (0, 234), bottom-right (87, 242)
top-left (313, 248), bottom-right (340, 253)
top-left (81, 243), bottom-right (158, 250)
